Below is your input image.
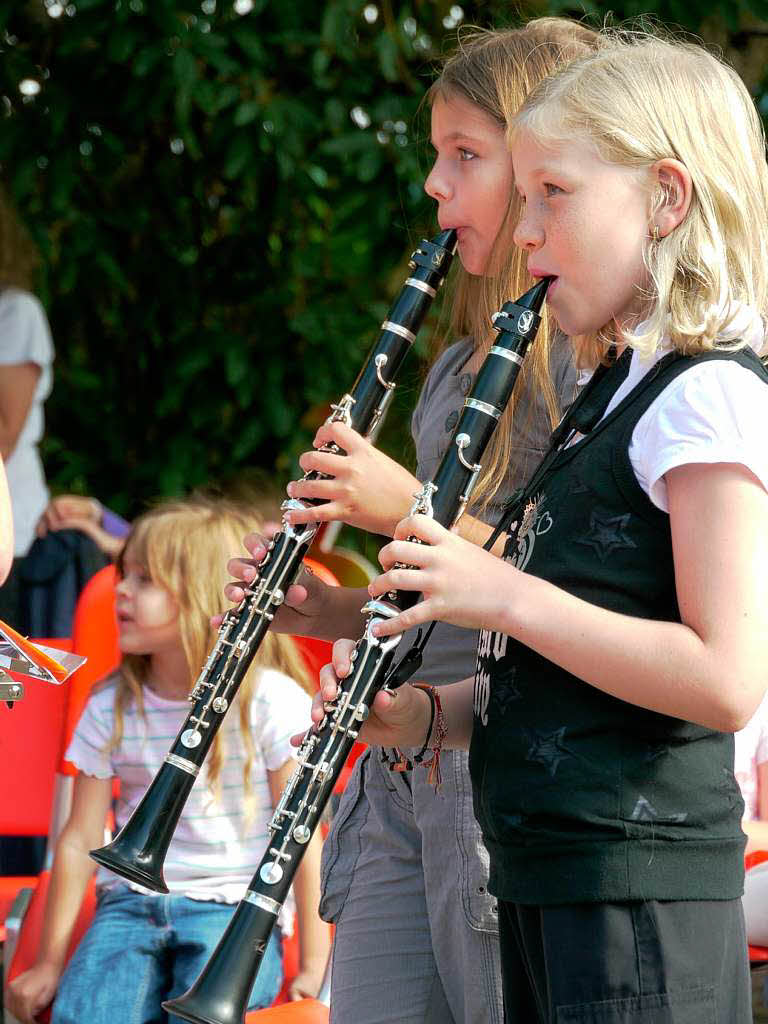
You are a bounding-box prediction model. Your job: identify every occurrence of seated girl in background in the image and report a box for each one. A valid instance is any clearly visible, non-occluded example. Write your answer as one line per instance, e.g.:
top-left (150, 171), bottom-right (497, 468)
top-left (6, 495), bottom-right (330, 1024)
top-left (317, 29), bottom-right (768, 1021)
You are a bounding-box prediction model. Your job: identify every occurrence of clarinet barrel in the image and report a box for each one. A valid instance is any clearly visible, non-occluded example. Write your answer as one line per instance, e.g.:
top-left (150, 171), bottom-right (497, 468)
top-left (89, 230), bottom-right (456, 894)
top-left (164, 277), bottom-right (550, 1024)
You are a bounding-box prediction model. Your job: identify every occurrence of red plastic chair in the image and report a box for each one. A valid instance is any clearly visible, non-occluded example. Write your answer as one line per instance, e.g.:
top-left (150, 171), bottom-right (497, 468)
top-left (4, 872), bottom-right (97, 1024)
top-left (246, 1002), bottom-right (329, 1023)
top-left (0, 635), bottom-right (74, 943)
top-left (65, 564), bottom-right (121, 769)
top-left (3, 571), bottom-right (121, 1017)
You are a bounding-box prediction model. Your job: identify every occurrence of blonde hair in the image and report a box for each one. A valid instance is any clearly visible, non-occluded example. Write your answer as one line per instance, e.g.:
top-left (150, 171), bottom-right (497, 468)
top-left (111, 494), bottom-right (312, 817)
top-left (511, 30), bottom-right (768, 363)
top-left (426, 18), bottom-right (599, 506)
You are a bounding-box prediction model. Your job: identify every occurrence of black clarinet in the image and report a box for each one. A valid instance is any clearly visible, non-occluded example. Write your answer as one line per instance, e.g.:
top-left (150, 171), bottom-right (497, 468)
top-left (163, 277), bottom-right (551, 1024)
top-left (90, 229), bottom-right (457, 893)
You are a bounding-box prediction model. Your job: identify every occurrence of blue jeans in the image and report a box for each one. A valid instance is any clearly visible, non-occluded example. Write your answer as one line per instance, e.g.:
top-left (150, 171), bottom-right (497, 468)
top-left (52, 884), bottom-right (283, 1024)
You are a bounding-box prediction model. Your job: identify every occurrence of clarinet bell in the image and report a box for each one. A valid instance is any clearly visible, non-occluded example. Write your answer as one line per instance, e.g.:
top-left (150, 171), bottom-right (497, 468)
top-left (90, 827), bottom-right (170, 894)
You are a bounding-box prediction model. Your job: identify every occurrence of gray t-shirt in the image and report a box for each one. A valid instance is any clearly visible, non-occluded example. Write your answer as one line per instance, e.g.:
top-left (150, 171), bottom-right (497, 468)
top-left (395, 333), bottom-right (576, 685)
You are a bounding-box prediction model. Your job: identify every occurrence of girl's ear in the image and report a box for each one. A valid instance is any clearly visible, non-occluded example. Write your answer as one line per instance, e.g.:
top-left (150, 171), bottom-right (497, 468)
top-left (651, 159), bottom-right (693, 239)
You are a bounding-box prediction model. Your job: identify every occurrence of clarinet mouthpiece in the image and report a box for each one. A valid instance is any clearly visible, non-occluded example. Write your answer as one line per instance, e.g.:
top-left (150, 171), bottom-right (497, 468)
top-left (433, 228), bottom-right (458, 254)
top-left (516, 276), bottom-right (553, 314)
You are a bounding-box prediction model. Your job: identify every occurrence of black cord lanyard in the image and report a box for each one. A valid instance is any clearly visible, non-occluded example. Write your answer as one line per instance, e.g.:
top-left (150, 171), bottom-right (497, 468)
top-left (381, 349), bottom-right (634, 776)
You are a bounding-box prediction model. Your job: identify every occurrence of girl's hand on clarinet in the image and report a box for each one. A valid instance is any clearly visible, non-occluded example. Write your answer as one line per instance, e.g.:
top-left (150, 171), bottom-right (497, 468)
top-left (369, 515), bottom-right (515, 635)
top-left (291, 638), bottom-right (432, 749)
top-left (283, 421), bottom-right (421, 537)
top-left (218, 529), bottom-right (325, 634)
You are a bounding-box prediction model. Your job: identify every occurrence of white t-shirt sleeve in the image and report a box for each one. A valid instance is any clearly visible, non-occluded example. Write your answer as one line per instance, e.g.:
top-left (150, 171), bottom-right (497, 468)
top-left (0, 290), bottom-right (54, 370)
top-left (250, 669), bottom-right (312, 772)
top-left (629, 360), bottom-right (768, 512)
top-left (65, 686), bottom-right (117, 779)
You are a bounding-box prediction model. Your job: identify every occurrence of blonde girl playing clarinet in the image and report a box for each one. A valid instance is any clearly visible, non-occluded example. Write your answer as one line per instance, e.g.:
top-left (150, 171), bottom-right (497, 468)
top-left (317, 29), bottom-right (768, 1021)
top-left (227, 19), bottom-right (599, 1023)
top-left (7, 496), bottom-right (330, 1024)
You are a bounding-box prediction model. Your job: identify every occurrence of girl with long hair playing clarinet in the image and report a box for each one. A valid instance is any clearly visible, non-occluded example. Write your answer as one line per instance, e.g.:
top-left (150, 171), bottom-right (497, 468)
top-left (319, 29), bottom-right (768, 1021)
top-left (6, 496), bottom-right (330, 1024)
top-left (227, 17), bottom-right (598, 1023)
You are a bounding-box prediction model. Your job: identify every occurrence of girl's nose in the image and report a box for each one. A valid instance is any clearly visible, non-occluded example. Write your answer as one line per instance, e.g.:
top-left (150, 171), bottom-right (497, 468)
top-left (115, 576), bottom-right (130, 596)
top-left (424, 159), bottom-right (452, 203)
top-left (512, 208), bottom-right (543, 251)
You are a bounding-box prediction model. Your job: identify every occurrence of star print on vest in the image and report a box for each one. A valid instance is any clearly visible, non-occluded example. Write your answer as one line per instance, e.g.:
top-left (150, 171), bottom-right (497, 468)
top-left (524, 726), bottom-right (572, 777)
top-left (630, 796), bottom-right (688, 824)
top-left (490, 665), bottom-right (521, 717)
top-left (576, 508), bottom-right (638, 564)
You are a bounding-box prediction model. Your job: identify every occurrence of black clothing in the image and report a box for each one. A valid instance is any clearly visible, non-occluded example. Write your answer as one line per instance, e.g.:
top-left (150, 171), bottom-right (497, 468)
top-left (498, 897), bottom-right (751, 1022)
top-left (0, 529), bottom-right (108, 636)
top-left (471, 348), bottom-right (768, 905)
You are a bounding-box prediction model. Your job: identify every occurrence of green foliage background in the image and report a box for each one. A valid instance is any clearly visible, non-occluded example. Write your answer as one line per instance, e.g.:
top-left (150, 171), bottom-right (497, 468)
top-left (0, 0), bottom-right (767, 520)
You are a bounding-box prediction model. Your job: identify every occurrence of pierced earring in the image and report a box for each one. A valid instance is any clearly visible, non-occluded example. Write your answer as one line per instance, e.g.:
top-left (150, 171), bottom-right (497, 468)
top-left (651, 224), bottom-right (661, 244)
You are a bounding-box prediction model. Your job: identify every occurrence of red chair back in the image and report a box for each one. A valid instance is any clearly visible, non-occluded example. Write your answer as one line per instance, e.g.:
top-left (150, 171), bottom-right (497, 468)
top-left (62, 565), bottom-right (120, 774)
top-left (0, 637), bottom-right (75, 941)
top-left (0, 637), bottom-right (73, 835)
top-left (245, 1002), bottom-right (328, 1023)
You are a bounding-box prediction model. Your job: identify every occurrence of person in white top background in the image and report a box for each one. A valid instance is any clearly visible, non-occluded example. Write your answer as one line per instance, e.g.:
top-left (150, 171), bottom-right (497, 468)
top-left (5, 494), bottom-right (330, 1024)
top-left (0, 186), bottom-right (54, 623)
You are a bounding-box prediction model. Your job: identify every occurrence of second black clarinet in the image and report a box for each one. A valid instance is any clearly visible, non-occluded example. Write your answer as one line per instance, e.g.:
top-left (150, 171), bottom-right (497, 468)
top-left (90, 229), bottom-right (456, 892)
top-left (163, 277), bottom-right (551, 1024)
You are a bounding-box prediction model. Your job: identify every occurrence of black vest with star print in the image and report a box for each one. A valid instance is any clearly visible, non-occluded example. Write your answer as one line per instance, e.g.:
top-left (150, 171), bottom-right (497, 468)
top-left (470, 346), bottom-right (768, 905)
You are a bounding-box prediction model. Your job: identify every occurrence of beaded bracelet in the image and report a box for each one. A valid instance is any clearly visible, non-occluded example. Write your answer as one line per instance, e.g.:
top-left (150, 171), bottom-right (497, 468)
top-left (411, 682), bottom-right (446, 790)
top-left (412, 684), bottom-right (437, 765)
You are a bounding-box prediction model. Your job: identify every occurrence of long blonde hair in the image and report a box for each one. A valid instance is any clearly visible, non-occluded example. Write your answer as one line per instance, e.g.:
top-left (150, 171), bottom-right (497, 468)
top-left (511, 30), bottom-right (768, 364)
top-left (111, 495), bottom-right (312, 813)
top-left (426, 18), bottom-right (599, 506)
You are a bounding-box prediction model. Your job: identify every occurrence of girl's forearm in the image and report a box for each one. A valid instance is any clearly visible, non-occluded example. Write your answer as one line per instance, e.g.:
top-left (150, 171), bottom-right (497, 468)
top-left (426, 676), bottom-right (475, 751)
top-left (455, 514), bottom-right (505, 556)
top-left (313, 585), bottom-right (370, 638)
top-left (500, 569), bottom-right (762, 733)
top-left (35, 832), bottom-right (98, 968)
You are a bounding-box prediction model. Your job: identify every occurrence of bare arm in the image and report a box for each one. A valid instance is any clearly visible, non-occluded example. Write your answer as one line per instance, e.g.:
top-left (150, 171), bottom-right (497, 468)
top-left (225, 533), bottom-right (369, 642)
top-left (5, 773), bottom-right (113, 1023)
top-left (309, 641), bottom-right (476, 753)
top-left (36, 495), bottom-right (126, 560)
top-left (267, 761), bottom-right (331, 1000)
top-left (0, 362), bottom-right (39, 460)
top-left (280, 422), bottom-right (507, 555)
top-left (369, 462), bottom-right (768, 733)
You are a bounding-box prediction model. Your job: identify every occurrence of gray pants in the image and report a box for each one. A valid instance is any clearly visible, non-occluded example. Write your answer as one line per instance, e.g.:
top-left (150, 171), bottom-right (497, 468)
top-left (320, 747), bottom-right (504, 1024)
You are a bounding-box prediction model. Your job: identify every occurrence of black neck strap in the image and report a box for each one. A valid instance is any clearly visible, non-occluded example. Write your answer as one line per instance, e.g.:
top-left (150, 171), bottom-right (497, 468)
top-left (384, 347), bottom-right (634, 693)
